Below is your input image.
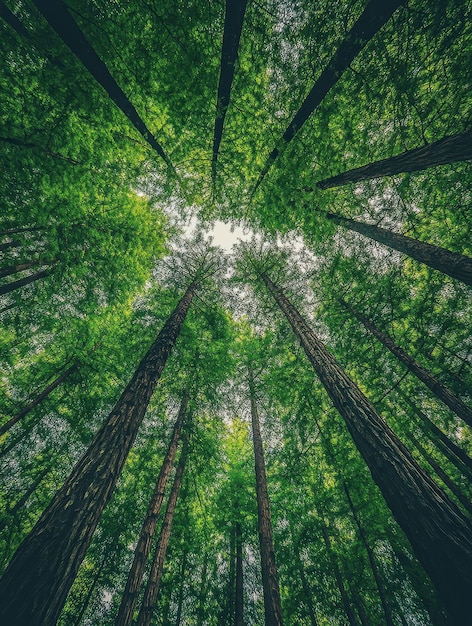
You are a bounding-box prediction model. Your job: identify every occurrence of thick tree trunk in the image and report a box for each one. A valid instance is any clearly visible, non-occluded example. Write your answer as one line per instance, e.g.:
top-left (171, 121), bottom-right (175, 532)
top-left (261, 272), bottom-right (472, 624)
top-left (0, 364), bottom-right (76, 437)
top-left (317, 128), bottom-right (472, 188)
top-left (234, 521), bottom-right (244, 626)
top-left (326, 213), bottom-right (472, 286)
top-left (212, 0), bottom-right (248, 180)
top-left (115, 392), bottom-right (189, 626)
top-left (0, 268), bottom-right (50, 296)
top-left (254, 0), bottom-right (404, 190)
top-left (0, 283), bottom-right (196, 626)
top-left (341, 299), bottom-right (472, 425)
top-left (136, 439), bottom-right (188, 626)
top-left (249, 369), bottom-right (284, 626)
top-left (32, 0), bottom-right (174, 171)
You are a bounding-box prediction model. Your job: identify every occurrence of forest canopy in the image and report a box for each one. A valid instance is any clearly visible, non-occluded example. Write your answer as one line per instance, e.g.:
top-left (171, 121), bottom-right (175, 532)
top-left (0, 0), bottom-right (471, 625)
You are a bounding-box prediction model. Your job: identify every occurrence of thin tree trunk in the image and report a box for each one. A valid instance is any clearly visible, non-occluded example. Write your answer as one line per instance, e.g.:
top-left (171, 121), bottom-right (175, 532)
top-left (0, 466), bottom-right (50, 532)
top-left (293, 545), bottom-right (319, 626)
top-left (227, 522), bottom-right (236, 626)
top-left (212, 0), bottom-right (248, 180)
top-left (234, 521), bottom-right (243, 626)
top-left (71, 554), bottom-right (107, 626)
top-left (249, 369), bottom-right (284, 626)
top-left (0, 364), bottom-right (76, 437)
top-left (317, 128), bottom-right (472, 188)
top-left (261, 272), bottom-right (472, 624)
top-left (405, 429), bottom-right (472, 516)
top-left (0, 259), bottom-right (50, 279)
top-left (0, 283), bottom-right (196, 626)
top-left (326, 213), bottom-right (472, 286)
top-left (196, 551), bottom-right (209, 626)
top-left (32, 0), bottom-right (175, 172)
top-left (319, 521), bottom-right (358, 626)
top-left (254, 0), bottom-right (404, 191)
top-left (115, 392), bottom-right (189, 626)
top-left (0, 226), bottom-right (42, 237)
top-left (0, 268), bottom-right (50, 296)
top-left (136, 438), bottom-right (189, 626)
top-left (0, 239), bottom-right (20, 252)
top-left (341, 299), bottom-right (472, 425)
top-left (174, 549), bottom-right (188, 626)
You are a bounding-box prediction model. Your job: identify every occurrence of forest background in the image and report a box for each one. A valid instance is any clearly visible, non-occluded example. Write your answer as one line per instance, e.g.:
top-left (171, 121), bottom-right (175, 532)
top-left (0, 0), bottom-right (471, 625)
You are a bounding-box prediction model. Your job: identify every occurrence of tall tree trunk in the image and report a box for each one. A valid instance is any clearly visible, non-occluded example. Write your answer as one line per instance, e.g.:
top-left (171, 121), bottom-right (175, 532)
top-left (340, 299), bottom-right (472, 425)
top-left (136, 438), bottom-right (189, 626)
top-left (293, 543), bottom-right (319, 626)
top-left (0, 259), bottom-right (47, 278)
top-left (234, 521), bottom-right (244, 626)
top-left (0, 283), bottom-right (196, 626)
top-left (196, 551), bottom-right (209, 626)
top-left (318, 520), bottom-right (358, 626)
top-left (115, 392), bottom-right (189, 626)
top-left (317, 128), bottom-right (472, 188)
top-left (211, 0), bottom-right (248, 180)
top-left (71, 551), bottom-right (109, 626)
top-left (0, 268), bottom-right (50, 296)
top-left (405, 429), bottom-right (472, 516)
top-left (0, 239), bottom-right (20, 252)
top-left (326, 213), bottom-right (472, 286)
top-left (260, 272), bottom-right (472, 624)
top-left (0, 364), bottom-right (76, 437)
top-left (249, 369), bottom-right (284, 626)
top-left (254, 0), bottom-right (404, 191)
top-left (174, 549), bottom-right (188, 626)
top-left (32, 0), bottom-right (175, 172)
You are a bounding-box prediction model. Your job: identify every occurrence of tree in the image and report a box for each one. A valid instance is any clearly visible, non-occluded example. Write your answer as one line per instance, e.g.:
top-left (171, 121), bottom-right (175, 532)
top-left (136, 435), bottom-right (189, 626)
top-left (325, 212), bottom-right (472, 286)
top-left (114, 391), bottom-right (189, 626)
top-left (316, 127), bottom-right (472, 188)
top-left (256, 265), bottom-right (472, 623)
top-left (0, 279), bottom-right (197, 625)
top-left (248, 368), bottom-right (284, 626)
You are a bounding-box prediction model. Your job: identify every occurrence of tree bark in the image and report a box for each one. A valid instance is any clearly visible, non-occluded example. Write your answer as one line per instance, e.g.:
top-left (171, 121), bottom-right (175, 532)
top-left (249, 369), bottom-right (284, 626)
top-left (0, 268), bottom-right (50, 296)
top-left (174, 549), bottom-right (188, 626)
top-left (136, 438), bottom-right (189, 626)
top-left (340, 299), bottom-right (472, 425)
top-left (0, 364), bottom-right (76, 437)
top-left (326, 212), bottom-right (472, 286)
top-left (234, 521), bottom-right (244, 626)
top-left (212, 0), bottom-right (248, 180)
top-left (115, 392), bottom-right (189, 626)
top-left (0, 283), bottom-right (196, 626)
top-left (317, 128), bottom-right (472, 188)
top-left (261, 272), bottom-right (472, 624)
top-left (32, 0), bottom-right (174, 172)
top-left (0, 259), bottom-right (50, 279)
top-left (254, 0), bottom-right (404, 191)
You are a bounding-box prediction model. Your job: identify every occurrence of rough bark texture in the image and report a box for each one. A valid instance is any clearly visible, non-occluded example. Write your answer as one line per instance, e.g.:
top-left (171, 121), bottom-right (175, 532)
top-left (0, 364), bottom-right (76, 437)
top-left (32, 0), bottom-right (174, 171)
top-left (249, 369), bottom-right (284, 626)
top-left (136, 439), bottom-right (188, 626)
top-left (212, 0), bottom-right (248, 180)
top-left (341, 299), bottom-right (472, 425)
top-left (235, 521), bottom-right (244, 626)
top-left (261, 272), bottom-right (472, 624)
top-left (0, 283), bottom-right (196, 626)
top-left (327, 213), bottom-right (472, 286)
top-left (114, 392), bottom-right (189, 626)
top-left (0, 268), bottom-right (50, 296)
top-left (317, 128), bottom-right (472, 188)
top-left (254, 0), bottom-right (404, 191)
